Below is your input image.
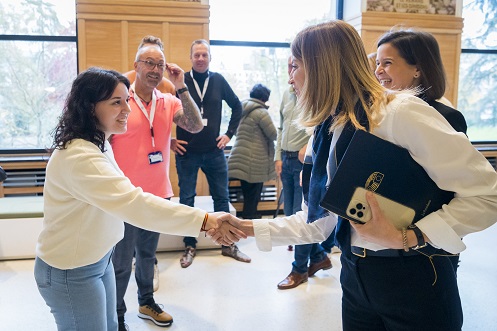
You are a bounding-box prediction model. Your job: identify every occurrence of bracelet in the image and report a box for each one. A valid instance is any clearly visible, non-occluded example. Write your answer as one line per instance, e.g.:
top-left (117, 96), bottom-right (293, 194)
top-left (401, 228), bottom-right (409, 252)
top-left (177, 86), bottom-right (188, 94)
top-left (200, 213), bottom-right (208, 232)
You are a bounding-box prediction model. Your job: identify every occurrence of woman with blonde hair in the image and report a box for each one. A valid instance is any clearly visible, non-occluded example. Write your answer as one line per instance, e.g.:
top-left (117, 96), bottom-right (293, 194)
top-left (216, 20), bottom-right (497, 330)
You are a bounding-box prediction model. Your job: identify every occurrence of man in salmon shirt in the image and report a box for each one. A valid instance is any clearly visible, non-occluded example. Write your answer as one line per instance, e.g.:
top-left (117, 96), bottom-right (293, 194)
top-left (110, 35), bottom-right (203, 331)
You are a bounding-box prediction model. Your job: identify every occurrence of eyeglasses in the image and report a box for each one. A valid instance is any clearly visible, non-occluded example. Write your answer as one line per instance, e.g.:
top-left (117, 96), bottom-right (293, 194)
top-left (137, 60), bottom-right (165, 70)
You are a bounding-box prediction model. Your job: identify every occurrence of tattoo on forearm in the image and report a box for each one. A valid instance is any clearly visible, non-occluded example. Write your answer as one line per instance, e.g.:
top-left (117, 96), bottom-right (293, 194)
top-left (175, 93), bottom-right (203, 133)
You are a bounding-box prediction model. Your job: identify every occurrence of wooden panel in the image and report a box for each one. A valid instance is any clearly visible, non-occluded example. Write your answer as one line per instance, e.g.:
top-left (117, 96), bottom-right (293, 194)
top-left (126, 22), bottom-right (166, 71)
top-left (77, 0), bottom-right (209, 73)
top-left (2, 187), bottom-right (44, 197)
top-left (76, 0), bottom-right (210, 195)
top-left (169, 23), bottom-right (206, 69)
top-left (0, 158), bottom-right (48, 198)
top-left (77, 0), bottom-right (209, 20)
top-left (84, 21), bottom-right (123, 70)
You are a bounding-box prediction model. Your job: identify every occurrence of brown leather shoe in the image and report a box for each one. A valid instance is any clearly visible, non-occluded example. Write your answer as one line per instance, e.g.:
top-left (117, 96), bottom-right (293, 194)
top-left (221, 244), bottom-right (251, 263)
top-left (277, 271), bottom-right (308, 290)
top-left (180, 246), bottom-right (196, 268)
top-left (308, 256), bottom-right (332, 277)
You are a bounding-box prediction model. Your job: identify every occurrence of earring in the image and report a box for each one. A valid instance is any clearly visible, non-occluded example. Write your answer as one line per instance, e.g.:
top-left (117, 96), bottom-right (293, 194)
top-left (414, 73), bottom-right (419, 78)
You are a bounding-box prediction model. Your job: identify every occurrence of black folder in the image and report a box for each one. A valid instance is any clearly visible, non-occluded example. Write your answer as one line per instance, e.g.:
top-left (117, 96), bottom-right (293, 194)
top-left (320, 130), bottom-right (454, 224)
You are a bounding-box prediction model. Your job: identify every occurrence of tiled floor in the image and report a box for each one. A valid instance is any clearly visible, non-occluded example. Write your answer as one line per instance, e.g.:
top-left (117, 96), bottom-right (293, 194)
top-left (1, 223), bottom-right (496, 331)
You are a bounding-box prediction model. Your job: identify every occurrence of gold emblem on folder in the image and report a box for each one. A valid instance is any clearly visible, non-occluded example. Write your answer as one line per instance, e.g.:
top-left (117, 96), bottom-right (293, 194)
top-left (365, 172), bottom-right (384, 192)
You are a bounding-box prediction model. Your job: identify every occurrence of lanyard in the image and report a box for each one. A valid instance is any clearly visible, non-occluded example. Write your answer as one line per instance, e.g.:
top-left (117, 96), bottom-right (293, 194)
top-left (131, 83), bottom-right (157, 148)
top-left (190, 71), bottom-right (209, 116)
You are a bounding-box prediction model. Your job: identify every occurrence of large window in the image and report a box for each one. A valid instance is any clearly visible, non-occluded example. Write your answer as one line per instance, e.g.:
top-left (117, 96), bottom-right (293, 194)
top-left (209, 0), bottom-right (334, 139)
top-left (0, 1), bottom-right (495, 151)
top-left (210, 0), bottom-right (497, 143)
top-left (458, 0), bottom-right (497, 142)
top-left (0, 0), bottom-right (77, 151)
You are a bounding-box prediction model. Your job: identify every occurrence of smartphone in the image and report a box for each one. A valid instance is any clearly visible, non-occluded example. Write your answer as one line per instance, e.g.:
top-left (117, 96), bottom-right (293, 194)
top-left (346, 187), bottom-right (415, 230)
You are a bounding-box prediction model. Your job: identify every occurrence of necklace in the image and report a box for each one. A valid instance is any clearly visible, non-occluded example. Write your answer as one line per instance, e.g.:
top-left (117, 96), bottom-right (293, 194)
top-left (135, 92), bottom-right (151, 105)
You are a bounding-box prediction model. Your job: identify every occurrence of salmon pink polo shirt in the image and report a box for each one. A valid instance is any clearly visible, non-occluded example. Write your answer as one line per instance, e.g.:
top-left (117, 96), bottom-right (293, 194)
top-left (111, 89), bottom-right (182, 198)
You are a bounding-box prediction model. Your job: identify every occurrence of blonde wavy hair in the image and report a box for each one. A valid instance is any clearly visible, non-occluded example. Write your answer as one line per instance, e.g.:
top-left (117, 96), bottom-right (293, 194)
top-left (291, 20), bottom-right (396, 132)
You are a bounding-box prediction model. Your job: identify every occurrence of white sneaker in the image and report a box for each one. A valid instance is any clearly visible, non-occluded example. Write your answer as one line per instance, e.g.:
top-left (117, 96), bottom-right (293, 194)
top-left (153, 263), bottom-right (159, 292)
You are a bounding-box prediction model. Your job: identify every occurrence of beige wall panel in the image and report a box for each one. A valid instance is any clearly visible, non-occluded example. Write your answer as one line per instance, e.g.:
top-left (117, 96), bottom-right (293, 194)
top-left (83, 21), bottom-right (123, 71)
top-left (126, 22), bottom-right (165, 70)
top-left (361, 30), bottom-right (382, 54)
top-left (168, 23), bottom-right (206, 69)
top-left (436, 34), bottom-right (461, 102)
top-left (77, 0), bottom-right (209, 21)
top-left (77, 0), bottom-right (210, 196)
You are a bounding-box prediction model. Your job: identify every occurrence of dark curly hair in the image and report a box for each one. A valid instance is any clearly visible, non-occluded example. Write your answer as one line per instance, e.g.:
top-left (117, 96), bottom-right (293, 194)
top-left (51, 67), bottom-right (130, 152)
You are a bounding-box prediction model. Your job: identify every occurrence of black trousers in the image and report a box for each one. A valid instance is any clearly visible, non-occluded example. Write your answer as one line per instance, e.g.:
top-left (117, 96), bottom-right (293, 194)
top-left (239, 180), bottom-right (263, 219)
top-left (340, 251), bottom-right (463, 331)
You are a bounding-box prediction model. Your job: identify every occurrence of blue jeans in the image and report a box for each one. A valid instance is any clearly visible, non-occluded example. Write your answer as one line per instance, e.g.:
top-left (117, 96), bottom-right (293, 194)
top-left (281, 154), bottom-right (325, 274)
top-left (34, 250), bottom-right (117, 331)
top-left (320, 228), bottom-right (337, 253)
top-left (292, 243), bottom-right (327, 274)
top-left (113, 222), bottom-right (160, 319)
top-left (175, 149), bottom-right (230, 248)
top-left (280, 154), bottom-right (303, 216)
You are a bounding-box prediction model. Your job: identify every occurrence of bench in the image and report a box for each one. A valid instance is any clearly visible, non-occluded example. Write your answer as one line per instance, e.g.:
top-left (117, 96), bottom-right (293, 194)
top-left (0, 196), bottom-right (44, 260)
top-left (0, 196), bottom-right (233, 260)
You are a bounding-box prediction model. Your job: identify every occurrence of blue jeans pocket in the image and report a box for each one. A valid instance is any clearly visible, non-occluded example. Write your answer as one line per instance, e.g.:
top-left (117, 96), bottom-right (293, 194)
top-left (34, 257), bottom-right (52, 288)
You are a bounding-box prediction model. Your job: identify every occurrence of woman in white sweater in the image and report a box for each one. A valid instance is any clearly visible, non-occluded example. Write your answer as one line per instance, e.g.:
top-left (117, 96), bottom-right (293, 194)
top-left (34, 67), bottom-right (243, 331)
top-left (215, 21), bottom-right (497, 330)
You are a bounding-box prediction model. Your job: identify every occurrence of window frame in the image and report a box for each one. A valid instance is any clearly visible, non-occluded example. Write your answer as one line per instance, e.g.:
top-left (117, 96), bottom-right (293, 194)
top-left (0, 33), bottom-right (78, 153)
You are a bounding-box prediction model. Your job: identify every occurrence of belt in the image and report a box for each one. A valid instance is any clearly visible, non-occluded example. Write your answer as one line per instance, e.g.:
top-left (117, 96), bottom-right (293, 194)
top-left (282, 150), bottom-right (299, 158)
top-left (351, 245), bottom-right (453, 258)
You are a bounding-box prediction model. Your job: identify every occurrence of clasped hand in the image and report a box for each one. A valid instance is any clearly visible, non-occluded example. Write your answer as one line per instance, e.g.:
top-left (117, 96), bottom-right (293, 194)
top-left (204, 212), bottom-right (247, 246)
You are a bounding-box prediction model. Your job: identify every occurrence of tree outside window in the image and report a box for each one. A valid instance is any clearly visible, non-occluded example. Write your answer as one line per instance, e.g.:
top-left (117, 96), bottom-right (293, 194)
top-left (458, 0), bottom-right (497, 141)
top-left (0, 0), bottom-right (77, 150)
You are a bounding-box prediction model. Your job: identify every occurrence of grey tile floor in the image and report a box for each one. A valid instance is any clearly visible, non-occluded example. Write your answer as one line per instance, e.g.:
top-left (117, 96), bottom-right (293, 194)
top-left (1, 224), bottom-right (496, 331)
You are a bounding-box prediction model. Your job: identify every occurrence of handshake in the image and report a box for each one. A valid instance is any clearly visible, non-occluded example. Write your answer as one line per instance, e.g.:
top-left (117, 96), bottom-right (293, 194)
top-left (202, 212), bottom-right (253, 246)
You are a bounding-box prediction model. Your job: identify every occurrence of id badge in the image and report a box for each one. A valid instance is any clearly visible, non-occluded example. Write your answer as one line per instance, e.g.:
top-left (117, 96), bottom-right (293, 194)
top-left (148, 151), bottom-right (163, 164)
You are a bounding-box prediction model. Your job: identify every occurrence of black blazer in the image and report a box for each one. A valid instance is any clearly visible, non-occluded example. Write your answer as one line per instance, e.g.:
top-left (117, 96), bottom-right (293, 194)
top-left (427, 99), bottom-right (468, 135)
